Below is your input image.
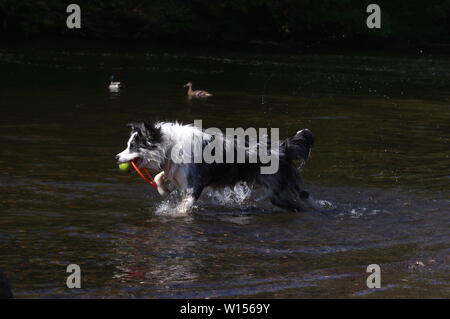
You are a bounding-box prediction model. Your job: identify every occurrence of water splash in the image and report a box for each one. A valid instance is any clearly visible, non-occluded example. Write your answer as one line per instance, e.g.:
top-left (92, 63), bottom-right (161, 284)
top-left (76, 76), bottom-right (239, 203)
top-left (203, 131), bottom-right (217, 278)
top-left (206, 181), bottom-right (252, 206)
top-left (154, 191), bottom-right (198, 217)
top-left (315, 199), bottom-right (335, 211)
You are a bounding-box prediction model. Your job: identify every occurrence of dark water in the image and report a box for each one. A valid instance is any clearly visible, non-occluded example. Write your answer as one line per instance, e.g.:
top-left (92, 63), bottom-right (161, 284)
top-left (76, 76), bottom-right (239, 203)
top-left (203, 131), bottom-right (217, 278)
top-left (0, 46), bottom-right (449, 298)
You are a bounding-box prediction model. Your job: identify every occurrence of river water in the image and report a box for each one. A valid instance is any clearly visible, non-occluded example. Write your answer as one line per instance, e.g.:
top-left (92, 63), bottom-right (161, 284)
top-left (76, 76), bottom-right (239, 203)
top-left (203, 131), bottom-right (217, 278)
top-left (0, 46), bottom-right (449, 298)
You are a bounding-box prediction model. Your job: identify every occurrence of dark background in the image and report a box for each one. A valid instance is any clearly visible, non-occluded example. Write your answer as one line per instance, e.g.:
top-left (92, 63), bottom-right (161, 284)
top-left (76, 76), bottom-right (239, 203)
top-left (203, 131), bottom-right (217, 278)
top-left (1, 0), bottom-right (450, 51)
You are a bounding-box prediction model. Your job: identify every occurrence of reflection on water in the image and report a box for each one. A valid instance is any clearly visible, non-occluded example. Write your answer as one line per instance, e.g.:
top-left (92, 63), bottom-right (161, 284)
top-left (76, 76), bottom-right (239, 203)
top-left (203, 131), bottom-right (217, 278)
top-left (0, 46), bottom-right (449, 298)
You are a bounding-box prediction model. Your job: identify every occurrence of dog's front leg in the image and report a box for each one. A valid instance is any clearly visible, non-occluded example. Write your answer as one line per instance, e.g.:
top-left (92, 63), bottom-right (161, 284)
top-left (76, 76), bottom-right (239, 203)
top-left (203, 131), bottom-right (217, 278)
top-left (174, 191), bottom-right (195, 215)
top-left (172, 164), bottom-right (205, 215)
top-left (174, 187), bottom-right (203, 215)
top-left (154, 171), bottom-right (170, 196)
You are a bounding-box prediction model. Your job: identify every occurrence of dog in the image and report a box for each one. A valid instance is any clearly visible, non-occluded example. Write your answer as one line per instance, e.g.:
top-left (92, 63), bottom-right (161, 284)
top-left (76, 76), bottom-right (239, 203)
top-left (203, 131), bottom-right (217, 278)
top-left (116, 121), bottom-right (319, 214)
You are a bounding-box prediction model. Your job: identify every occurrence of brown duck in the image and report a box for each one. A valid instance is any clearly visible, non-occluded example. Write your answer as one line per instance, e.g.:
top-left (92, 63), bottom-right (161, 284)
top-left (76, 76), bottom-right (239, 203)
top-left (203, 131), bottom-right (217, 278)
top-left (184, 82), bottom-right (213, 98)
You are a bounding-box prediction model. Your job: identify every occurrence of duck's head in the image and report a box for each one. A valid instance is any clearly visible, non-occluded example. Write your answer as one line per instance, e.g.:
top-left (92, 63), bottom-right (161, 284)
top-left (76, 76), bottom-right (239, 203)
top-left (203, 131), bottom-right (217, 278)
top-left (183, 82), bottom-right (192, 88)
top-left (110, 75), bottom-right (117, 82)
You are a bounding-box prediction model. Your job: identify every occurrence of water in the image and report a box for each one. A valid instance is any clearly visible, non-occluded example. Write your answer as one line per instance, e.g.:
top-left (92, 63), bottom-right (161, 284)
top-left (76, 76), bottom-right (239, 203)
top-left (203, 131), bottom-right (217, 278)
top-left (0, 46), bottom-right (449, 298)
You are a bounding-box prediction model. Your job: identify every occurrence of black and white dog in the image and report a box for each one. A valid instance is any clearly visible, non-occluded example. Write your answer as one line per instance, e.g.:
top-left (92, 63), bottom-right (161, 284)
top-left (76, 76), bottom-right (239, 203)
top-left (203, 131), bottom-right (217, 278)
top-left (116, 121), bottom-right (319, 214)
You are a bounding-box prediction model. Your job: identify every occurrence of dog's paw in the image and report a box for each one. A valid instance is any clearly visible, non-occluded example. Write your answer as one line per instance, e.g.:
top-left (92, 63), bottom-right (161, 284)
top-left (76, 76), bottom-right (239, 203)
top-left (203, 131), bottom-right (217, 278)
top-left (154, 171), bottom-right (171, 196)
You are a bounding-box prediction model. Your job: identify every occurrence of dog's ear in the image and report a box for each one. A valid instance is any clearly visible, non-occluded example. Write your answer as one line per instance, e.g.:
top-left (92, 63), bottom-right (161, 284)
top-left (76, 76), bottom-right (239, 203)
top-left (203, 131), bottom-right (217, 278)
top-left (126, 122), bottom-right (150, 135)
top-left (126, 122), bottom-right (161, 142)
top-left (144, 122), bottom-right (162, 143)
top-left (126, 122), bottom-right (141, 132)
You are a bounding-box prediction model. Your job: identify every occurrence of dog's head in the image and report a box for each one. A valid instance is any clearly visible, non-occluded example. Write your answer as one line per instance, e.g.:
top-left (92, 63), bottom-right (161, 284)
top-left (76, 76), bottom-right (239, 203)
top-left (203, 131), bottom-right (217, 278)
top-left (115, 122), bottom-right (165, 171)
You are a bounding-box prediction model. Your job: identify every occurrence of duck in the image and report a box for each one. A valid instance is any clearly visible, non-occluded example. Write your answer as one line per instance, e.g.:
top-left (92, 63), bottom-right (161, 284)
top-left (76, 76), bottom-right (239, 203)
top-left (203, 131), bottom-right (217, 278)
top-left (109, 75), bottom-right (123, 92)
top-left (183, 82), bottom-right (212, 98)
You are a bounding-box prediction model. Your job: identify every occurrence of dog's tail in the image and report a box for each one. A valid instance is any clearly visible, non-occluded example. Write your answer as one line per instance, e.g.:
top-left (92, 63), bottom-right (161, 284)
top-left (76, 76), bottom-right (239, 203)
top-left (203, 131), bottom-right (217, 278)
top-left (280, 128), bottom-right (314, 162)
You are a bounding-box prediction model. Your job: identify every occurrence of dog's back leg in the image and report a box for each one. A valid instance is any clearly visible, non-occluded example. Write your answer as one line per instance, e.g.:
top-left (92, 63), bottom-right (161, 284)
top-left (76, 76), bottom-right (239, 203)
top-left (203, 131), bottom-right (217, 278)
top-left (258, 163), bottom-right (313, 212)
top-left (266, 181), bottom-right (328, 212)
top-left (267, 186), bottom-right (308, 212)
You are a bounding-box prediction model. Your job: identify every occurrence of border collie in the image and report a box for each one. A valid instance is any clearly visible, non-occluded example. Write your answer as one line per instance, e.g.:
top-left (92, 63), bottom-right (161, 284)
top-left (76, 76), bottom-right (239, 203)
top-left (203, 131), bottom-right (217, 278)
top-left (116, 121), bottom-right (319, 214)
